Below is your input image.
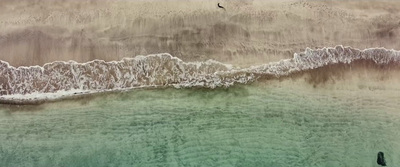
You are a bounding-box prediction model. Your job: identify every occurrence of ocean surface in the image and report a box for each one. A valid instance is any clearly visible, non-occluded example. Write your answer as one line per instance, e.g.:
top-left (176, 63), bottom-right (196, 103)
top-left (1, 76), bottom-right (400, 166)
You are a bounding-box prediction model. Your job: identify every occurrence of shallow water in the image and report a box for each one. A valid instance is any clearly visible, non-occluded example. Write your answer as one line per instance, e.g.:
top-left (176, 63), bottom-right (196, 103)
top-left (1, 80), bottom-right (400, 167)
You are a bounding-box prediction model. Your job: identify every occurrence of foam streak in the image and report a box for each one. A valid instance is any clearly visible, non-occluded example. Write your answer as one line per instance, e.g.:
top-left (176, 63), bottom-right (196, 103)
top-left (1, 46), bottom-right (400, 103)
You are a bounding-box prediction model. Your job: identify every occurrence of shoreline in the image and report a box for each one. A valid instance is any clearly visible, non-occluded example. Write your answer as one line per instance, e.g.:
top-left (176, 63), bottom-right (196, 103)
top-left (2, 45), bottom-right (400, 105)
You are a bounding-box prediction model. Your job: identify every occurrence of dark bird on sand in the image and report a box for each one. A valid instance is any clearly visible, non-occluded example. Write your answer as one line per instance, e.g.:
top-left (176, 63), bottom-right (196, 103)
top-left (218, 3), bottom-right (225, 10)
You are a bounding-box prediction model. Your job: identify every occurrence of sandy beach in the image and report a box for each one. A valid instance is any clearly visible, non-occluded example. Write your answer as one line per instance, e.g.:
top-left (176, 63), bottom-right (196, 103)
top-left (1, 0), bottom-right (400, 67)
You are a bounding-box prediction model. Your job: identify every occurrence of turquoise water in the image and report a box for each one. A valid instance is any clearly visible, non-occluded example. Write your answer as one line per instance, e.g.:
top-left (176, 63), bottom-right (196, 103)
top-left (1, 80), bottom-right (400, 167)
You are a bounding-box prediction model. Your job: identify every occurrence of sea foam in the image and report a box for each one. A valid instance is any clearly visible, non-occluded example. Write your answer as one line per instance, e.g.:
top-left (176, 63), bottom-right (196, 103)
top-left (1, 45), bottom-right (400, 104)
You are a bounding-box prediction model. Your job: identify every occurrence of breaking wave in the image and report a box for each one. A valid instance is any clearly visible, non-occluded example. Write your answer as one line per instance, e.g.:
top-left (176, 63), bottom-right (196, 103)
top-left (1, 45), bottom-right (400, 103)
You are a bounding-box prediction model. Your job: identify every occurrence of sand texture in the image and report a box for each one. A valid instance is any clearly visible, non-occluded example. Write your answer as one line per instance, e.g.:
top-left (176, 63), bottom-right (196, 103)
top-left (1, 0), bottom-right (400, 67)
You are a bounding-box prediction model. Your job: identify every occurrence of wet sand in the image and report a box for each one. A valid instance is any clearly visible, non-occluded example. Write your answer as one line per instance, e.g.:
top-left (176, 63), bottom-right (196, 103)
top-left (1, 0), bottom-right (400, 67)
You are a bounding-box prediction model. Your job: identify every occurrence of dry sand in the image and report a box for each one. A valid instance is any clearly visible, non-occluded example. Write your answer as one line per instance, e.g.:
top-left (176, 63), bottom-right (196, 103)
top-left (1, 0), bottom-right (400, 67)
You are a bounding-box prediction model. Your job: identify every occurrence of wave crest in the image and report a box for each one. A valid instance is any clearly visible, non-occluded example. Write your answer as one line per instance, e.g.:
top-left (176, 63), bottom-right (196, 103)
top-left (249, 45), bottom-right (400, 76)
top-left (1, 45), bottom-right (400, 102)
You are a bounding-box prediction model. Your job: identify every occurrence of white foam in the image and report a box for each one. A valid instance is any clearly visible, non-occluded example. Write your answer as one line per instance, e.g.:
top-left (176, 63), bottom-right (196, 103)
top-left (0, 89), bottom-right (93, 104)
top-left (1, 45), bottom-right (400, 103)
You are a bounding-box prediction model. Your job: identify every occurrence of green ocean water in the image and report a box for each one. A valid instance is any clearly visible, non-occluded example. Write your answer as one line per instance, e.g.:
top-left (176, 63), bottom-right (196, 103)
top-left (1, 80), bottom-right (400, 167)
